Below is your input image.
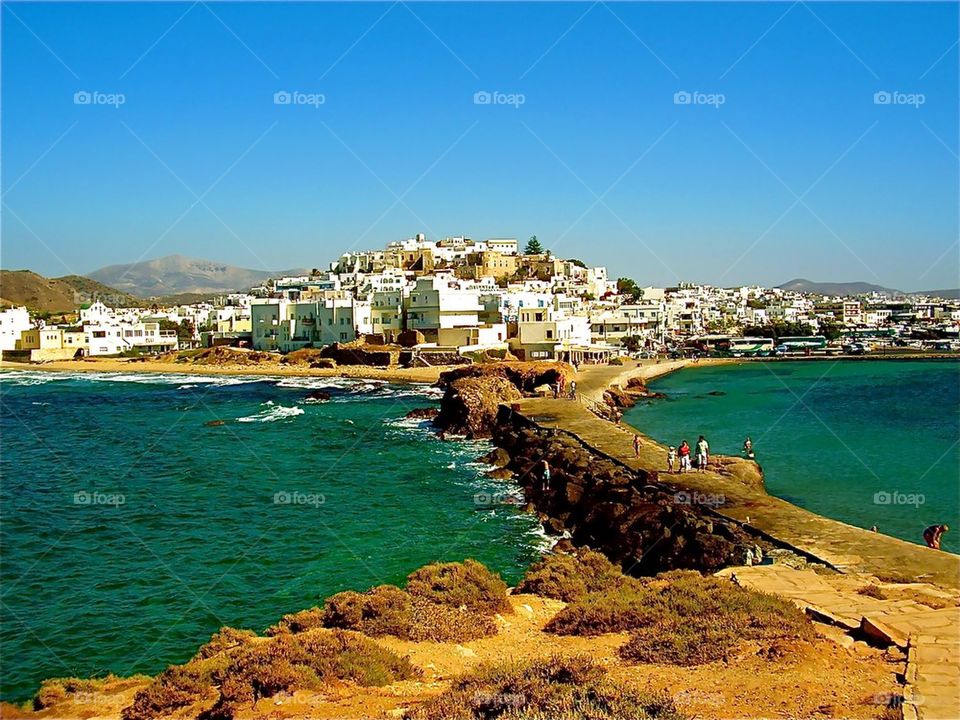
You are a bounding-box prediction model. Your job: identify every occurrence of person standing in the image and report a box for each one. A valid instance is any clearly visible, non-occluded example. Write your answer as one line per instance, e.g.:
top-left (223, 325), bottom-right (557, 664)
top-left (667, 445), bottom-right (676, 473)
top-left (678, 440), bottom-right (691, 473)
top-left (568, 380), bottom-right (577, 399)
top-left (633, 434), bottom-right (642, 458)
top-left (541, 460), bottom-right (551, 492)
top-left (696, 435), bottom-right (710, 472)
top-left (923, 524), bottom-right (949, 550)
top-left (743, 436), bottom-right (754, 458)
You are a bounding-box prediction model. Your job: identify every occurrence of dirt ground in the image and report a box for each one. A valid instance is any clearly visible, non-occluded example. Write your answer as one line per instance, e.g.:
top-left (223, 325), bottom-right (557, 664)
top-left (2, 593), bottom-right (902, 720)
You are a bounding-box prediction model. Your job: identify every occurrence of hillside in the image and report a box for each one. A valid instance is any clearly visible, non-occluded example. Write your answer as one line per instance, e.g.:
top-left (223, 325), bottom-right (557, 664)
top-left (86, 254), bottom-right (310, 296)
top-left (777, 278), bottom-right (903, 296)
top-left (0, 270), bottom-right (138, 313)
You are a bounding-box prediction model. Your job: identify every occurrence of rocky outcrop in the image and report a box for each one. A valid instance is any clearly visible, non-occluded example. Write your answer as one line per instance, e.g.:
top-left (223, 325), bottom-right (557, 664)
top-left (433, 376), bottom-right (522, 438)
top-left (405, 407), bottom-right (439, 420)
top-left (432, 362), bottom-right (572, 438)
top-left (305, 389), bottom-right (332, 402)
top-left (712, 455), bottom-right (765, 491)
top-left (490, 410), bottom-right (761, 575)
top-left (320, 341), bottom-right (401, 367)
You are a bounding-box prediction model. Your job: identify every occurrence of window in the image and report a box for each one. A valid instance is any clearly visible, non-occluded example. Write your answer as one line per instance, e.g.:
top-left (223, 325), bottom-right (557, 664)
top-left (546, 330), bottom-right (553, 339)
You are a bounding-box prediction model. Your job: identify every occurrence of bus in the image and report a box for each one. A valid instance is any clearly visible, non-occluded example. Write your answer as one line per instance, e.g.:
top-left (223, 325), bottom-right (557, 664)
top-left (775, 335), bottom-right (827, 355)
top-left (729, 337), bottom-right (775, 357)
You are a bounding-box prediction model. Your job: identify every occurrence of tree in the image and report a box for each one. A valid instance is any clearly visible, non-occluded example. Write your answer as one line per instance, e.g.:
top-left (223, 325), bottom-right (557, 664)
top-left (569, 258), bottom-right (587, 269)
top-left (159, 318), bottom-right (196, 342)
top-left (524, 235), bottom-right (544, 255)
top-left (616, 278), bottom-right (643, 302)
top-left (622, 335), bottom-right (642, 353)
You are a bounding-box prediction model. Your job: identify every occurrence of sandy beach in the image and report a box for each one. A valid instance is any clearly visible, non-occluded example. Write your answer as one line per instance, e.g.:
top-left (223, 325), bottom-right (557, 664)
top-left (0, 357), bottom-right (449, 384)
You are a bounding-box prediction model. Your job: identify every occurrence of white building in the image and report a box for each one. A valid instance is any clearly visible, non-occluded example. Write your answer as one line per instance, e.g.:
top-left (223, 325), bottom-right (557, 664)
top-left (0, 307), bottom-right (32, 351)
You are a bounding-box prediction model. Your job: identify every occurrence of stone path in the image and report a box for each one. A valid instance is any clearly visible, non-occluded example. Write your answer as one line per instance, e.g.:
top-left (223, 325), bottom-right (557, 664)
top-left (716, 565), bottom-right (960, 720)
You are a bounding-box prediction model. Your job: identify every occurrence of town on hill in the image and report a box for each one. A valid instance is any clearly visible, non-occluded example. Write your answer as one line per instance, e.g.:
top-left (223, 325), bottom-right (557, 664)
top-left (2, 233), bottom-right (959, 362)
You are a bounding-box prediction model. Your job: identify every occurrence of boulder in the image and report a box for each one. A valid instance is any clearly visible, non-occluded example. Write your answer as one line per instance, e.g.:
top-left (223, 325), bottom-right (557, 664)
top-left (305, 389), bottom-right (332, 402)
top-left (405, 407), bottom-right (439, 420)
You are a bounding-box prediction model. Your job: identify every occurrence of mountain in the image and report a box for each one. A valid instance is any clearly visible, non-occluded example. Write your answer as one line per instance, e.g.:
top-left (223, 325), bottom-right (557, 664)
top-left (86, 254), bottom-right (311, 297)
top-left (777, 278), bottom-right (960, 299)
top-left (776, 278), bottom-right (904, 296)
top-left (0, 270), bottom-right (139, 314)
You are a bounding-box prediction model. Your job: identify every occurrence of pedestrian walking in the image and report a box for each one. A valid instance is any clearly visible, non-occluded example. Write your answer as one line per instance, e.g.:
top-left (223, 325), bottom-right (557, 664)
top-left (696, 435), bottom-right (709, 472)
top-left (678, 440), bottom-right (691, 473)
top-left (633, 434), bottom-right (641, 458)
top-left (667, 445), bottom-right (676, 473)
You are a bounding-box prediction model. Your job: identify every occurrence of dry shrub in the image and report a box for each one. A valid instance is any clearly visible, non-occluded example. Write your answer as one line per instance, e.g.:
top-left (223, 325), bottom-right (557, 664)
top-left (206, 630), bottom-right (417, 720)
top-left (405, 560), bottom-right (511, 615)
top-left (192, 627), bottom-right (257, 660)
top-left (546, 570), bottom-right (813, 666)
top-left (400, 655), bottom-right (683, 720)
top-left (319, 583), bottom-right (497, 642)
top-left (515, 549), bottom-right (625, 602)
top-left (265, 606), bottom-right (326, 636)
top-left (121, 665), bottom-right (210, 720)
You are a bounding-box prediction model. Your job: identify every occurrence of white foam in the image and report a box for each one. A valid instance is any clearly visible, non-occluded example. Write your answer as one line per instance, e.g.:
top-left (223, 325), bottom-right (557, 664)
top-left (237, 403), bottom-right (305, 423)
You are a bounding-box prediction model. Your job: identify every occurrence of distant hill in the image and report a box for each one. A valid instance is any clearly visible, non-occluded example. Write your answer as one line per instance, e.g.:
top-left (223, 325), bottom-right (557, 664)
top-left (86, 254), bottom-right (310, 297)
top-left (0, 270), bottom-right (139, 314)
top-left (778, 278), bottom-right (959, 299)
top-left (776, 278), bottom-right (903, 296)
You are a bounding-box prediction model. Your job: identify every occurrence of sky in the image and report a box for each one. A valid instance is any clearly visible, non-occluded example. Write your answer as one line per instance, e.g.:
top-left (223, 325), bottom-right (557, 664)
top-left (2, 1), bottom-right (958, 290)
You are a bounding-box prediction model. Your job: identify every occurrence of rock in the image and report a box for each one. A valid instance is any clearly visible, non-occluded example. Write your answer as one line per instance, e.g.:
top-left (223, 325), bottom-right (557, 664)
top-left (707, 390), bottom-right (726, 396)
top-left (405, 407), bottom-right (439, 420)
top-left (204, 420), bottom-right (225, 427)
top-left (305, 389), bottom-right (332, 402)
top-left (433, 375), bottom-right (522, 438)
top-left (485, 468), bottom-right (514, 480)
top-left (478, 447), bottom-right (511, 468)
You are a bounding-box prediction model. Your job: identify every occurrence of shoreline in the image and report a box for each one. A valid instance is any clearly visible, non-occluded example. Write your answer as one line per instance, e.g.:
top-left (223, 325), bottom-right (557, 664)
top-left (0, 358), bottom-right (448, 385)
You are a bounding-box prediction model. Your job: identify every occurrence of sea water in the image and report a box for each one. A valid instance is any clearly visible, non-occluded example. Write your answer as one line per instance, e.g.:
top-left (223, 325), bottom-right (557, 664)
top-left (0, 371), bottom-right (546, 701)
top-left (625, 360), bottom-right (960, 555)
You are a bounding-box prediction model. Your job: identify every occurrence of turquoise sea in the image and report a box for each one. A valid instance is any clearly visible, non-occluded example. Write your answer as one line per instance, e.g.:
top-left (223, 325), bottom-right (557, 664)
top-left (625, 360), bottom-right (960, 555)
top-left (0, 371), bottom-right (547, 702)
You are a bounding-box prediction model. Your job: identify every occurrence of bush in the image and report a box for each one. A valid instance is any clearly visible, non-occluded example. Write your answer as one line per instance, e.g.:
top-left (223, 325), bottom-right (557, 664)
top-left (319, 583), bottom-right (497, 642)
top-left (192, 627), bottom-right (257, 660)
top-left (265, 607), bottom-right (326, 636)
top-left (405, 560), bottom-right (511, 615)
top-left (121, 665), bottom-right (210, 720)
top-left (515, 550), bottom-right (625, 602)
top-left (546, 571), bottom-right (813, 666)
top-left (400, 655), bottom-right (683, 720)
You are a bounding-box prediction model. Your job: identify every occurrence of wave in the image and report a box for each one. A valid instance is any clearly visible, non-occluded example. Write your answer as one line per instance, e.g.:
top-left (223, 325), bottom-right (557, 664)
top-left (0, 370), bottom-right (263, 388)
top-left (237, 401), bottom-right (305, 423)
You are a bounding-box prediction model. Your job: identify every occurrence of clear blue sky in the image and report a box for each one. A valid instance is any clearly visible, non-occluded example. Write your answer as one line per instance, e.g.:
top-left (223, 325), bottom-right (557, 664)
top-left (2, 1), bottom-right (957, 290)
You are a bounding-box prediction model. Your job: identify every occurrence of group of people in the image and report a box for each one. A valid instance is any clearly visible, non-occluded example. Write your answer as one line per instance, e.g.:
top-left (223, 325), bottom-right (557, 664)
top-left (666, 435), bottom-right (710, 473)
top-left (552, 377), bottom-right (577, 399)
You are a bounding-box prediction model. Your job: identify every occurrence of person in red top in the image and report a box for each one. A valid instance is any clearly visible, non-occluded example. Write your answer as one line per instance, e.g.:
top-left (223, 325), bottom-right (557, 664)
top-left (678, 440), bottom-right (691, 473)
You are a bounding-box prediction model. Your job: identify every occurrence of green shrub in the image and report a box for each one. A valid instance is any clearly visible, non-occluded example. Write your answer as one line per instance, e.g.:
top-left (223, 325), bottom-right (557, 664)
top-left (400, 655), bottom-right (683, 720)
top-left (546, 571), bottom-right (813, 666)
top-left (515, 550), bottom-right (625, 602)
top-left (405, 560), bottom-right (511, 615)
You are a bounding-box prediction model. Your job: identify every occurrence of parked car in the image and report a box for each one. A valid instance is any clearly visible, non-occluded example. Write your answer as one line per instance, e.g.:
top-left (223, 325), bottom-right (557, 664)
top-left (843, 342), bottom-right (867, 355)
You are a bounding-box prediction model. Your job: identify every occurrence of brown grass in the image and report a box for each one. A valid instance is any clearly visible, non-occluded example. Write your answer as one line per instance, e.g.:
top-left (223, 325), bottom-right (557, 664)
top-left (515, 549), bottom-right (626, 602)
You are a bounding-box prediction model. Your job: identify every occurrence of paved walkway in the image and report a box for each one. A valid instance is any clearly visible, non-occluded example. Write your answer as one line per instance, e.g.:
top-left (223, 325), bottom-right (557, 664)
top-left (716, 565), bottom-right (960, 720)
top-left (521, 360), bottom-right (960, 590)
